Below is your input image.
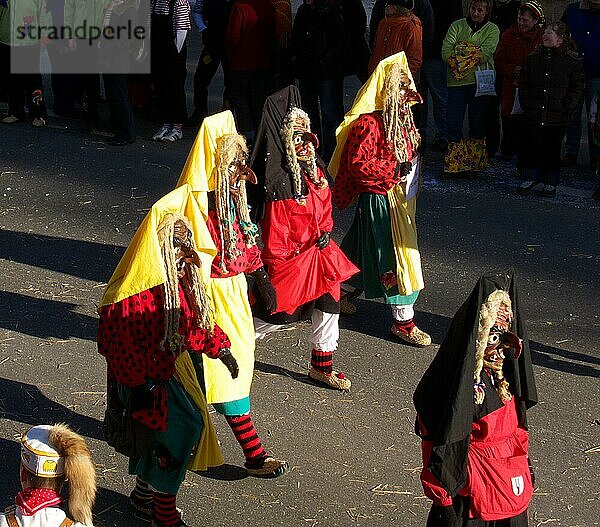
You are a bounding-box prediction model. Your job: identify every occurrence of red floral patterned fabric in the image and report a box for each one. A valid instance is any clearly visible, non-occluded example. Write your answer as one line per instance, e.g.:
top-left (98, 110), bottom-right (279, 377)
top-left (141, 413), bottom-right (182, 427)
top-left (98, 283), bottom-right (230, 431)
top-left (333, 112), bottom-right (412, 210)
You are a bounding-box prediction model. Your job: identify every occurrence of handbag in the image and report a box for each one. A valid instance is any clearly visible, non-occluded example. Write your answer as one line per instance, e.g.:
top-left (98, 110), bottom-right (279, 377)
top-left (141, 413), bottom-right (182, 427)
top-left (103, 379), bottom-right (155, 459)
top-left (475, 64), bottom-right (496, 97)
top-left (511, 88), bottom-right (524, 115)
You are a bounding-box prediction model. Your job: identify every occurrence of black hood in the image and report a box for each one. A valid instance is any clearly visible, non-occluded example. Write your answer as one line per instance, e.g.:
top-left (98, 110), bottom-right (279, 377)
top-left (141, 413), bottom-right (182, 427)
top-left (413, 270), bottom-right (538, 495)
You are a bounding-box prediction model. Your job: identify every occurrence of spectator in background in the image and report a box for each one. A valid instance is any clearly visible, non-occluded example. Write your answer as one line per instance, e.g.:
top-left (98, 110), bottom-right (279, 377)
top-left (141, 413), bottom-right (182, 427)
top-left (368, 0), bottom-right (422, 78)
top-left (189, 0), bottom-right (233, 127)
top-left (269, 0), bottom-right (294, 88)
top-left (0, 0), bottom-right (49, 127)
top-left (226, 0), bottom-right (275, 143)
top-left (150, 0), bottom-right (191, 142)
top-left (290, 0), bottom-right (345, 160)
top-left (336, 0), bottom-right (370, 83)
top-left (485, 0), bottom-right (521, 156)
top-left (494, 0), bottom-right (545, 168)
top-left (518, 22), bottom-right (585, 198)
top-left (442, 0), bottom-right (499, 175)
top-left (64, 0), bottom-right (109, 133)
top-left (420, 0), bottom-right (463, 151)
top-left (561, 0), bottom-right (600, 168)
top-left (369, 0), bottom-right (433, 55)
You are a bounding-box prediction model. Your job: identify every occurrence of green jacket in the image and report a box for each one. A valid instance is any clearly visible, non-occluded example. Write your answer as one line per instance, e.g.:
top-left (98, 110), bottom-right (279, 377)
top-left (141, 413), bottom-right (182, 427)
top-left (64, 0), bottom-right (111, 37)
top-left (0, 0), bottom-right (52, 46)
top-left (441, 18), bottom-right (500, 87)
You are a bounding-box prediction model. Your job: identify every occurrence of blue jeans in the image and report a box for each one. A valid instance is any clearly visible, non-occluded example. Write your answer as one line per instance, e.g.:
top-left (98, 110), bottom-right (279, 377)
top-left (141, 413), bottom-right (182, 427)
top-left (446, 84), bottom-right (489, 143)
top-left (298, 77), bottom-right (344, 161)
top-left (420, 57), bottom-right (448, 141)
top-left (564, 77), bottom-right (600, 160)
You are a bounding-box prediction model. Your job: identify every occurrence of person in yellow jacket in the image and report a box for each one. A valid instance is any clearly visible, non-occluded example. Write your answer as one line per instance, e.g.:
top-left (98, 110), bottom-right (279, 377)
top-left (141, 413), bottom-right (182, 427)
top-left (329, 52), bottom-right (431, 347)
top-left (98, 185), bottom-right (235, 527)
top-left (176, 110), bottom-right (288, 479)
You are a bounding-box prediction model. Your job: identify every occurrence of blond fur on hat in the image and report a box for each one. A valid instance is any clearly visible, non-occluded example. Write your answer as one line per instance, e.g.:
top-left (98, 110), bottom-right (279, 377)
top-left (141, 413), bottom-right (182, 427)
top-left (47, 424), bottom-right (97, 526)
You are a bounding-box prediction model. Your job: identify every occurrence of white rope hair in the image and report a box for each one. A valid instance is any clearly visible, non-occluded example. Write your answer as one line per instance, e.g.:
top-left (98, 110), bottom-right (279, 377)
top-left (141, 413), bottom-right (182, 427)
top-left (281, 107), bottom-right (318, 197)
top-left (157, 213), bottom-right (215, 353)
top-left (383, 62), bottom-right (421, 163)
top-left (215, 133), bottom-right (257, 271)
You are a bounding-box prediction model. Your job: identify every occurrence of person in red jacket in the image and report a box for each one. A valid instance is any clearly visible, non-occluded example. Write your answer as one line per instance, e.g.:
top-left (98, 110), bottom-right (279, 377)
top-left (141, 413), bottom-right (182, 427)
top-left (226, 0), bottom-right (276, 142)
top-left (414, 271), bottom-right (538, 527)
top-left (368, 0), bottom-right (423, 78)
top-left (494, 0), bottom-right (545, 167)
top-left (250, 86), bottom-right (359, 391)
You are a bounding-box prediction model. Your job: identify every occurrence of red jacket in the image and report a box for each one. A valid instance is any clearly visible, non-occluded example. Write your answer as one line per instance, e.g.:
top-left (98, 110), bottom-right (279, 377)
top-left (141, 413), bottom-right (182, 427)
top-left (420, 394), bottom-right (533, 521)
top-left (494, 23), bottom-right (543, 116)
top-left (368, 14), bottom-right (423, 76)
top-left (226, 0), bottom-right (276, 71)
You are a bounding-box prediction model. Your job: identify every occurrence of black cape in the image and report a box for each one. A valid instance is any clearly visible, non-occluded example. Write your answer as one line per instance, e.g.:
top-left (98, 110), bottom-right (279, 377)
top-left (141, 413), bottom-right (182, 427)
top-left (249, 85), bottom-right (328, 219)
top-left (413, 270), bottom-right (538, 496)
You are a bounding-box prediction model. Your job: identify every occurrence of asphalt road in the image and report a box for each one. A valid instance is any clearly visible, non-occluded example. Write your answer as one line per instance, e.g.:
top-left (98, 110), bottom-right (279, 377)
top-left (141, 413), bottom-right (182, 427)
top-left (1, 34), bottom-right (599, 527)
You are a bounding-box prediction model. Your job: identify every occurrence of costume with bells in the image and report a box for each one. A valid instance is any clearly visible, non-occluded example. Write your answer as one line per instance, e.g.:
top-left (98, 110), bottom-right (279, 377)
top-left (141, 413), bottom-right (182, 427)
top-left (413, 271), bottom-right (538, 527)
top-left (176, 110), bottom-right (287, 478)
top-left (0, 424), bottom-right (96, 527)
top-left (329, 52), bottom-right (431, 347)
top-left (98, 185), bottom-right (235, 527)
top-left (249, 85), bottom-right (359, 391)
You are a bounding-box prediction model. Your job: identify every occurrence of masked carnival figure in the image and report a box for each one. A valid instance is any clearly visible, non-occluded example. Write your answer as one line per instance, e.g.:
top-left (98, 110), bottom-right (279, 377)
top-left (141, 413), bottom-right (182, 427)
top-left (249, 85), bottom-right (359, 391)
top-left (0, 424), bottom-right (96, 527)
top-left (330, 52), bottom-right (431, 347)
top-left (98, 186), bottom-right (236, 527)
top-left (414, 271), bottom-right (538, 527)
top-left (176, 110), bottom-right (288, 478)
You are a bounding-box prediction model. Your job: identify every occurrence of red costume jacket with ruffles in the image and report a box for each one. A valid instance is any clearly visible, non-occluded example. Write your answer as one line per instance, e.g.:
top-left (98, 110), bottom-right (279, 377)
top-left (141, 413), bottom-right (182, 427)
top-left (333, 111), bottom-right (415, 211)
top-left (97, 283), bottom-right (230, 431)
top-left (419, 384), bottom-right (534, 521)
top-left (260, 166), bottom-right (358, 314)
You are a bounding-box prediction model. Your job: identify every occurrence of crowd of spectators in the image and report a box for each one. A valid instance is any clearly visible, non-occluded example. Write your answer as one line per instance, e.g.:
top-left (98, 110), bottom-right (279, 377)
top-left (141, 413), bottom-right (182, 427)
top-left (0, 0), bottom-right (598, 197)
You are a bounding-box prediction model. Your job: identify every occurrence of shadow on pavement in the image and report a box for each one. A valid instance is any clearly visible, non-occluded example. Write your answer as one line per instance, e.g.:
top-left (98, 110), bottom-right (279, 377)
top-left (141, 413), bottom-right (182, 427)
top-left (0, 229), bottom-right (125, 283)
top-left (254, 360), bottom-right (317, 387)
top-left (195, 463), bottom-right (248, 481)
top-left (0, 291), bottom-right (98, 341)
top-left (0, 378), bottom-right (103, 440)
top-left (339, 297), bottom-right (450, 346)
top-left (530, 341), bottom-right (600, 378)
top-left (0, 437), bottom-right (21, 498)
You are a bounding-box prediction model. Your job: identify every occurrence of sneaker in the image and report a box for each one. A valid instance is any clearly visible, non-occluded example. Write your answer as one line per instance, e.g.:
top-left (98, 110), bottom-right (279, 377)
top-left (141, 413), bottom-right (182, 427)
top-left (391, 324), bottom-right (432, 347)
top-left (162, 128), bottom-right (183, 142)
top-left (560, 153), bottom-right (577, 167)
top-left (1, 115), bottom-right (19, 124)
top-left (245, 456), bottom-right (288, 478)
top-left (152, 125), bottom-right (171, 141)
top-left (517, 180), bottom-right (543, 195)
top-left (308, 366), bottom-right (351, 391)
top-left (32, 117), bottom-right (46, 127)
top-left (541, 184), bottom-right (556, 197)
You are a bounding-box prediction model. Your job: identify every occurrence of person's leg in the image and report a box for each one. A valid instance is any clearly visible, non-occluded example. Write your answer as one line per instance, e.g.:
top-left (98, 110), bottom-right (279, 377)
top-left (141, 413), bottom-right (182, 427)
top-left (563, 94), bottom-right (583, 162)
top-left (518, 121), bottom-right (544, 194)
top-left (213, 398), bottom-right (288, 478)
top-left (484, 80), bottom-right (502, 156)
top-left (228, 70), bottom-right (254, 140)
top-left (191, 45), bottom-right (221, 122)
top-left (539, 125), bottom-right (566, 192)
top-left (467, 89), bottom-right (489, 140)
top-left (308, 294), bottom-right (351, 390)
top-left (428, 58), bottom-right (449, 144)
top-left (446, 86), bottom-right (468, 143)
top-left (318, 77), bottom-right (344, 160)
top-left (104, 73), bottom-right (136, 142)
top-left (585, 78), bottom-right (600, 162)
top-left (298, 77), bottom-right (322, 145)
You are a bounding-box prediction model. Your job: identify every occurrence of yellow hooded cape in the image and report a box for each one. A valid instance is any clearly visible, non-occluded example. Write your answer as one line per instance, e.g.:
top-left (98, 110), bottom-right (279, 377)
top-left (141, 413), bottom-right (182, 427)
top-left (98, 184), bottom-right (223, 469)
top-left (328, 51), bottom-right (424, 297)
top-left (175, 110), bottom-right (256, 406)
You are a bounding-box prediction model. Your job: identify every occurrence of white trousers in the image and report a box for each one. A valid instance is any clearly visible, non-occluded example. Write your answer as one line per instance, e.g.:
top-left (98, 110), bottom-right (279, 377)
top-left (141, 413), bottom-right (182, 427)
top-left (254, 310), bottom-right (339, 351)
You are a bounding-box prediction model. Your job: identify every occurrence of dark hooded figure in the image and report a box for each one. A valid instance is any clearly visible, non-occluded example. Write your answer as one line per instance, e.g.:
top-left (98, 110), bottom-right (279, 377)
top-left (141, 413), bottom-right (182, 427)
top-left (413, 271), bottom-right (538, 527)
top-left (249, 85), bottom-right (358, 391)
